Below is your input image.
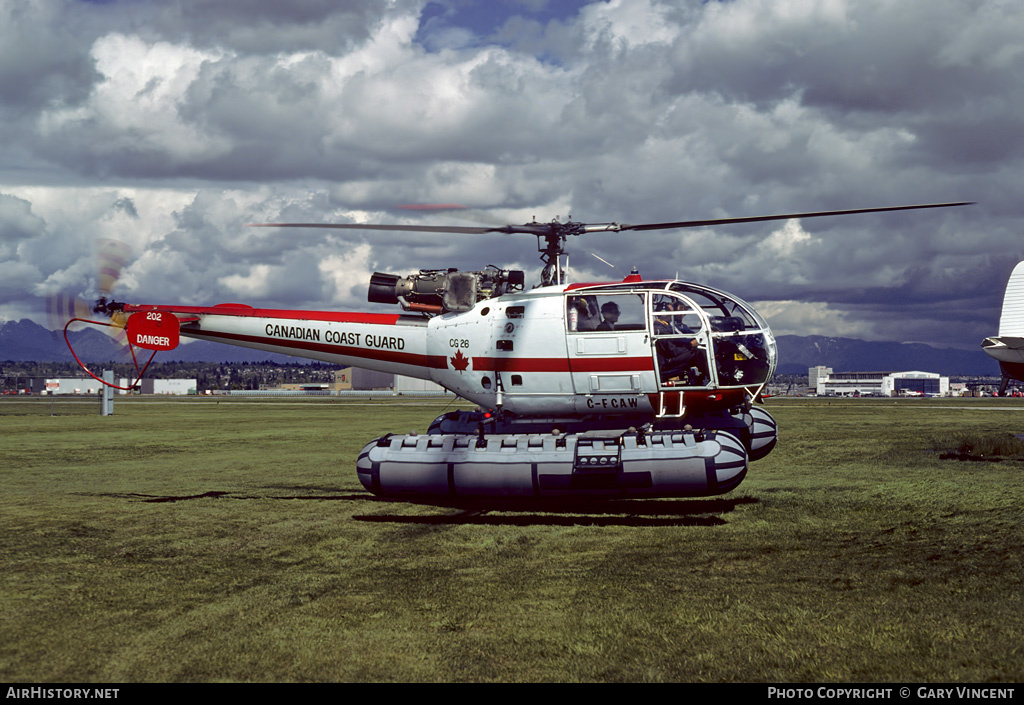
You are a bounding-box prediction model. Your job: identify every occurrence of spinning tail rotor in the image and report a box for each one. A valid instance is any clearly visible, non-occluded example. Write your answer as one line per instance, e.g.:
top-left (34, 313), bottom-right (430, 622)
top-left (45, 239), bottom-right (170, 390)
top-left (46, 238), bottom-right (133, 354)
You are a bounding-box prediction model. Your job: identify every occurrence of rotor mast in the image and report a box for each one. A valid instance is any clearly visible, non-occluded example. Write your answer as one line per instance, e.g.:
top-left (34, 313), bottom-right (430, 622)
top-left (533, 217), bottom-right (622, 286)
top-left (535, 218), bottom-right (579, 286)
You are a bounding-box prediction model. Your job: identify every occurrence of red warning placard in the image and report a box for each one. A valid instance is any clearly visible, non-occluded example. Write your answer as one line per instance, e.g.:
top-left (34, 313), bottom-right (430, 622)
top-left (125, 311), bottom-right (180, 351)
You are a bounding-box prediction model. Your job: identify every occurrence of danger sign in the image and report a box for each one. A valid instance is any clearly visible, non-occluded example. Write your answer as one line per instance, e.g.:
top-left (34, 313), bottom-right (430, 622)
top-left (126, 311), bottom-right (180, 351)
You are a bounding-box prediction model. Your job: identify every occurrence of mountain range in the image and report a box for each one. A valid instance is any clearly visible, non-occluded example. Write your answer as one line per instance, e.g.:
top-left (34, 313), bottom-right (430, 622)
top-left (773, 335), bottom-right (996, 376)
top-left (0, 319), bottom-right (999, 376)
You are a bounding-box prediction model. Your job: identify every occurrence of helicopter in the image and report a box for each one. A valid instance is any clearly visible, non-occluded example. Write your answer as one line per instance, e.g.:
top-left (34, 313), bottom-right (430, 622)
top-left (982, 260), bottom-right (1024, 394)
top-left (62, 201), bottom-right (971, 501)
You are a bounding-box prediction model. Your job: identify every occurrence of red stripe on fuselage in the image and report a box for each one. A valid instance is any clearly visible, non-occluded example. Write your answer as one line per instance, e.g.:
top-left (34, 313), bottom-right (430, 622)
top-left (472, 357), bottom-right (569, 372)
top-left (473, 356), bottom-right (654, 372)
top-left (572, 356), bottom-right (654, 372)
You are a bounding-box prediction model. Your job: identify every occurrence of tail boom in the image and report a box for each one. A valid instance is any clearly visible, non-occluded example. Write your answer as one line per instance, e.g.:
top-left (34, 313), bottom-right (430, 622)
top-left (123, 303), bottom-right (440, 379)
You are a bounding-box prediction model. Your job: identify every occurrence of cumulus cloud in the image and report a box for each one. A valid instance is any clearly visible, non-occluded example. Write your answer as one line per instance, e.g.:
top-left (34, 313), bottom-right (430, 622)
top-left (0, 1), bottom-right (99, 115)
top-left (0, 0), bottom-right (1019, 351)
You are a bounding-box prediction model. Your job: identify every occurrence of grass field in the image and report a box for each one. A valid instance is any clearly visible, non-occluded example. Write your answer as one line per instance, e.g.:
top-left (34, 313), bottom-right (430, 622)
top-left (1, 396), bottom-right (1022, 682)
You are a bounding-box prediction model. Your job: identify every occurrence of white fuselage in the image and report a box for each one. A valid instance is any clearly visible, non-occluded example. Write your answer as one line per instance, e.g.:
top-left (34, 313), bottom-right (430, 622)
top-left (134, 279), bottom-right (776, 416)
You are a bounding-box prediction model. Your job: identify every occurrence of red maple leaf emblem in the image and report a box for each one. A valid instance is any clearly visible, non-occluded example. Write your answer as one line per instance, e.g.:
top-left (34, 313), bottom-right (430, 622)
top-left (450, 348), bottom-right (470, 372)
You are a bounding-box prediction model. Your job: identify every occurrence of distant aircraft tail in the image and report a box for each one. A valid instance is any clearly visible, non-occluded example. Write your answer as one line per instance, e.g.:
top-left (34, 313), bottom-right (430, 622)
top-left (999, 261), bottom-right (1024, 337)
top-left (982, 261), bottom-right (1024, 390)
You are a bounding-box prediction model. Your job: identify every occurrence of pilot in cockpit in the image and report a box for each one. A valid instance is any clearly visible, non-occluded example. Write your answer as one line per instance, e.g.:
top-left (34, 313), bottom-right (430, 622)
top-left (654, 298), bottom-right (708, 384)
top-left (596, 302), bottom-right (620, 331)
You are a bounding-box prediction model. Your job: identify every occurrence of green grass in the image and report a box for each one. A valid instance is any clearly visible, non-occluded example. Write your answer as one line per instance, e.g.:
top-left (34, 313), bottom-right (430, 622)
top-left (1, 397), bottom-right (1022, 682)
top-left (931, 429), bottom-right (1024, 460)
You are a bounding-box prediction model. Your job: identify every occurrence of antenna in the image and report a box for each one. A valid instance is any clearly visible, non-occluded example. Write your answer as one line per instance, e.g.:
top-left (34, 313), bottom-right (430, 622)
top-left (590, 252), bottom-right (621, 275)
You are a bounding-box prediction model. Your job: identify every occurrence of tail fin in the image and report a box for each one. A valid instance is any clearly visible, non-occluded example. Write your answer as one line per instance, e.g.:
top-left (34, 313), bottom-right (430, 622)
top-left (983, 262), bottom-right (1024, 389)
top-left (999, 261), bottom-right (1024, 337)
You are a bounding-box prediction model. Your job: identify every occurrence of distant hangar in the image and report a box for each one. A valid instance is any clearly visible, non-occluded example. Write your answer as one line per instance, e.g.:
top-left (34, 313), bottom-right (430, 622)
top-left (810, 367), bottom-right (949, 397)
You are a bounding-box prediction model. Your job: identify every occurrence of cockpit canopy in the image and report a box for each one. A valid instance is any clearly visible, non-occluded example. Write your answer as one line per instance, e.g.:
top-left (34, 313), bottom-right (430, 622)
top-left (668, 282), bottom-right (771, 333)
top-left (566, 280), bottom-right (776, 390)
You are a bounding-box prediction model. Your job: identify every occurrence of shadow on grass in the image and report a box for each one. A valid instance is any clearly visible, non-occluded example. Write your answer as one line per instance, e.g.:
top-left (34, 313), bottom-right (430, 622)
top-left (96, 490), bottom-right (364, 503)
top-left (96, 490), bottom-right (758, 526)
top-left (352, 495), bottom-right (759, 527)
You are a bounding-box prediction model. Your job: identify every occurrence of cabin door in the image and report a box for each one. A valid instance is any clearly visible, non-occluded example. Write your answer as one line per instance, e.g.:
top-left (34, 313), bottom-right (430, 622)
top-left (649, 292), bottom-right (715, 390)
top-left (564, 291), bottom-right (652, 406)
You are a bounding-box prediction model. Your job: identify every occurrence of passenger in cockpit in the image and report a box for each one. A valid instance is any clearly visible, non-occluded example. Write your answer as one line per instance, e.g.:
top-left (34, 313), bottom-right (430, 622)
top-left (569, 296), bottom-right (599, 331)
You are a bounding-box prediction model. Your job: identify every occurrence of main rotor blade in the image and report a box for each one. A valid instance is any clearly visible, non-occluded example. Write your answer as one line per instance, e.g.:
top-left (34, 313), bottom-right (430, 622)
top-left (619, 202), bottom-right (974, 232)
top-left (249, 201), bottom-right (973, 238)
top-left (248, 222), bottom-right (513, 235)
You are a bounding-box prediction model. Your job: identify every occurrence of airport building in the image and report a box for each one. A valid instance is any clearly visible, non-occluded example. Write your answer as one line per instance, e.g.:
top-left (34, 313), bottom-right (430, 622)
top-left (36, 378), bottom-right (103, 395)
top-left (342, 367), bottom-right (448, 394)
top-left (813, 369), bottom-right (949, 397)
top-left (120, 378), bottom-right (197, 395)
top-left (254, 368), bottom-right (449, 395)
top-left (33, 378), bottom-right (197, 395)
top-left (808, 365), bottom-right (833, 393)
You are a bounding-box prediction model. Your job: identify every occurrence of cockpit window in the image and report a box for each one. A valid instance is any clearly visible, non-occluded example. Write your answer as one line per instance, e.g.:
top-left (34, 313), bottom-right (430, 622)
top-left (670, 283), bottom-right (762, 330)
top-left (712, 333), bottom-right (771, 386)
top-left (652, 294), bottom-right (704, 334)
top-left (652, 293), bottom-right (710, 386)
top-left (664, 285), bottom-right (773, 388)
top-left (567, 293), bottom-right (646, 332)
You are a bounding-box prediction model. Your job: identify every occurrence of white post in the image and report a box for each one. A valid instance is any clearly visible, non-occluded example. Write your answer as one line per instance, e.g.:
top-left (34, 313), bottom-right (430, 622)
top-left (101, 370), bottom-right (114, 416)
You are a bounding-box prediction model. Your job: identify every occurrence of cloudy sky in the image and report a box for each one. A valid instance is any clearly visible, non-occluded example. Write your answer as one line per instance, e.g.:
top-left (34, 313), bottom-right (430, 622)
top-left (1, 0), bottom-right (1020, 351)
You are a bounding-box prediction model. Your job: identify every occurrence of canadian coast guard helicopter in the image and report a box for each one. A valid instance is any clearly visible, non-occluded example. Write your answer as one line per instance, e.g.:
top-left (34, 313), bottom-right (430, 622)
top-left (67, 202), bottom-right (971, 502)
